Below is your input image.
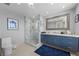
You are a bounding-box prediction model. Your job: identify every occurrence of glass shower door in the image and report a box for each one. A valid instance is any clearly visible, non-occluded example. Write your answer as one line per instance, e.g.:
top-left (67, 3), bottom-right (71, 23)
top-left (30, 18), bottom-right (40, 46)
top-left (25, 16), bottom-right (41, 47)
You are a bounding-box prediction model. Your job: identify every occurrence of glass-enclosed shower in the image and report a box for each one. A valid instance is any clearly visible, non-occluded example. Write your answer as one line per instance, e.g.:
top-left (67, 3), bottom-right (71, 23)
top-left (24, 15), bottom-right (43, 47)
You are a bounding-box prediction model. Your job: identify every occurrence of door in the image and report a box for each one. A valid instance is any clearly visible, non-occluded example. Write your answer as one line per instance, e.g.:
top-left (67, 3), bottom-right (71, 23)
top-left (24, 16), bottom-right (41, 47)
top-left (30, 19), bottom-right (40, 46)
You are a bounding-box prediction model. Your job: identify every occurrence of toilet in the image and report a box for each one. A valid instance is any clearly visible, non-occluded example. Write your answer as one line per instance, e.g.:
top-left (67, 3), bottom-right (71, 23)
top-left (2, 37), bottom-right (12, 56)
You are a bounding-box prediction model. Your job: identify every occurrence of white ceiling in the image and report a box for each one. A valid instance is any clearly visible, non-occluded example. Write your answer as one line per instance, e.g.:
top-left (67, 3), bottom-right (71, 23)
top-left (0, 3), bottom-right (77, 18)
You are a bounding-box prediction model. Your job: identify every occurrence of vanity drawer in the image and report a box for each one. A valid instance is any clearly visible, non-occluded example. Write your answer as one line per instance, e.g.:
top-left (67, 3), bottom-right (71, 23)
top-left (41, 35), bottom-right (55, 44)
top-left (62, 37), bottom-right (79, 50)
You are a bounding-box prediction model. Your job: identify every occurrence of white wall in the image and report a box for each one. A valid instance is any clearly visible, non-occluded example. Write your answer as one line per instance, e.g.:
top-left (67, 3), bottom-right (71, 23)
top-left (75, 4), bottom-right (79, 33)
top-left (0, 10), bottom-right (25, 47)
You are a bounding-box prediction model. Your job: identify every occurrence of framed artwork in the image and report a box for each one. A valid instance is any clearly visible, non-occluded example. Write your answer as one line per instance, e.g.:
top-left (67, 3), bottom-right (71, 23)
top-left (75, 14), bottom-right (79, 23)
top-left (7, 18), bottom-right (18, 30)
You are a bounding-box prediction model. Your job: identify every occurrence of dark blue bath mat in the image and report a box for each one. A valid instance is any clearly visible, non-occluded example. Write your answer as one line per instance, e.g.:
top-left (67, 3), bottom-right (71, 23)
top-left (35, 45), bottom-right (70, 56)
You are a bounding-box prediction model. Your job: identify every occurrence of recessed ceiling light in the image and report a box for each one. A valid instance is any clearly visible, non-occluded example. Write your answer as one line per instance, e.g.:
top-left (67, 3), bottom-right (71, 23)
top-left (46, 11), bottom-right (48, 14)
top-left (33, 16), bottom-right (35, 18)
top-left (50, 3), bottom-right (54, 5)
top-left (17, 3), bottom-right (21, 5)
top-left (62, 6), bottom-right (65, 8)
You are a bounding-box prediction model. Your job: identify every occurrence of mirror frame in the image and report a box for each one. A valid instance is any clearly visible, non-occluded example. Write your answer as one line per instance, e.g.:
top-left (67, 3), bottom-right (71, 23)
top-left (46, 14), bottom-right (70, 30)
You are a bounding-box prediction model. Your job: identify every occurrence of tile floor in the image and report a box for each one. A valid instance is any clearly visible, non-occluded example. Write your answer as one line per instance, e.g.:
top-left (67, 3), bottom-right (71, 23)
top-left (12, 43), bottom-right (77, 56)
top-left (12, 43), bottom-right (39, 56)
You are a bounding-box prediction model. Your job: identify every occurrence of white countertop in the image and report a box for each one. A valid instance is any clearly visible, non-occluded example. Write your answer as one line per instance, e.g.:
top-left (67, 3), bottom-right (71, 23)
top-left (42, 33), bottom-right (79, 37)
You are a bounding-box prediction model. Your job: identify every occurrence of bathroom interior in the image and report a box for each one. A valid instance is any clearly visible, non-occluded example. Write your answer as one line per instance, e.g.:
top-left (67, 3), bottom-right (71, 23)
top-left (0, 3), bottom-right (79, 56)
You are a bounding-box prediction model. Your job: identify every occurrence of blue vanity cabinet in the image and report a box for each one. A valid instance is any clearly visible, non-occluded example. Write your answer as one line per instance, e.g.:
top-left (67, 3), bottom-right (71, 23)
top-left (41, 34), bottom-right (79, 51)
top-left (41, 35), bottom-right (63, 47)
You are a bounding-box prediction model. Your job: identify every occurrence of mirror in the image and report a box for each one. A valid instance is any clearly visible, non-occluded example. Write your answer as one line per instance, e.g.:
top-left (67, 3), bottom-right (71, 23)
top-left (46, 14), bottom-right (70, 30)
